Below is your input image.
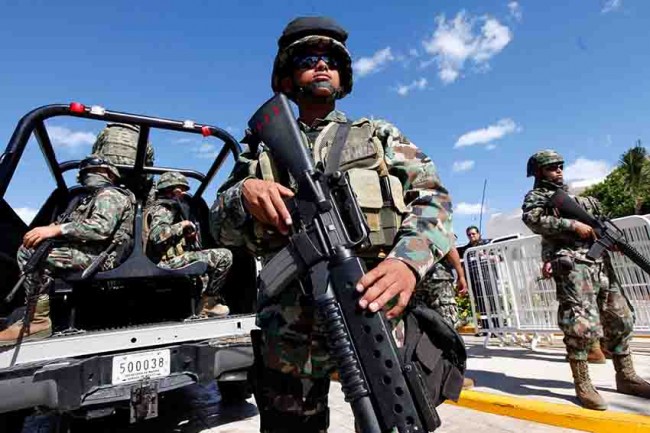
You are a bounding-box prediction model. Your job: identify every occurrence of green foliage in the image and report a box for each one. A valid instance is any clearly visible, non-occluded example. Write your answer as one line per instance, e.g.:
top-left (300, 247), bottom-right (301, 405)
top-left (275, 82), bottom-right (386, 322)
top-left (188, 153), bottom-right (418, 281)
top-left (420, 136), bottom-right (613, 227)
top-left (455, 291), bottom-right (473, 327)
top-left (582, 143), bottom-right (650, 217)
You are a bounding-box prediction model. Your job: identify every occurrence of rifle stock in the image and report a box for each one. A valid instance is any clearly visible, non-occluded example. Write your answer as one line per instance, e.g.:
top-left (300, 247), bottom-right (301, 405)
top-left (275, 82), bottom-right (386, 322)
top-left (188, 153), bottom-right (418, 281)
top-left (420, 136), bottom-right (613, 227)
top-left (249, 94), bottom-right (434, 433)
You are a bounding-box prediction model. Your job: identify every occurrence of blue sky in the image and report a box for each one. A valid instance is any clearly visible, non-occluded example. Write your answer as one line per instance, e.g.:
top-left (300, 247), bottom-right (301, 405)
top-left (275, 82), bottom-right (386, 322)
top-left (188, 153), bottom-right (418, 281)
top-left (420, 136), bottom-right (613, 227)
top-left (1, 0), bottom-right (648, 243)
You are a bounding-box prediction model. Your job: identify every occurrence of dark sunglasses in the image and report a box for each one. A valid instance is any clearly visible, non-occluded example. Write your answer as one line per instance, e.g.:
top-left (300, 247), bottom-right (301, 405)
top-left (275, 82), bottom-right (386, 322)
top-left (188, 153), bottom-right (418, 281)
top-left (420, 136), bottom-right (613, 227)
top-left (544, 163), bottom-right (564, 171)
top-left (79, 156), bottom-right (110, 171)
top-left (292, 54), bottom-right (339, 70)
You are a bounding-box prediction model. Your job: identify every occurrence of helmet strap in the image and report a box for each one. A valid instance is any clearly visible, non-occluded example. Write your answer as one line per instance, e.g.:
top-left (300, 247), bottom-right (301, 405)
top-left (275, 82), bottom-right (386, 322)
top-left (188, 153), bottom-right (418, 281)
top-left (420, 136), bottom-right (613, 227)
top-left (294, 80), bottom-right (341, 103)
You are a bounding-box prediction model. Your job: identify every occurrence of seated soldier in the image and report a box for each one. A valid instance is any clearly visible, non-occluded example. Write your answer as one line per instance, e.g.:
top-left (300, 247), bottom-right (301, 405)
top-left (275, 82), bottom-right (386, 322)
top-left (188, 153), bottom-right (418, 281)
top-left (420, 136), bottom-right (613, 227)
top-left (0, 156), bottom-right (135, 345)
top-left (146, 172), bottom-right (232, 318)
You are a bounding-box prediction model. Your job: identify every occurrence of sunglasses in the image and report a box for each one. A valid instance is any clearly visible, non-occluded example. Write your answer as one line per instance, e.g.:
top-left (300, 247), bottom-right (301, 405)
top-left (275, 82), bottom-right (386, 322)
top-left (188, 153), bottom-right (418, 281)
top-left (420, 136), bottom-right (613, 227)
top-left (79, 156), bottom-right (111, 171)
top-left (292, 54), bottom-right (339, 70)
top-left (544, 164), bottom-right (564, 171)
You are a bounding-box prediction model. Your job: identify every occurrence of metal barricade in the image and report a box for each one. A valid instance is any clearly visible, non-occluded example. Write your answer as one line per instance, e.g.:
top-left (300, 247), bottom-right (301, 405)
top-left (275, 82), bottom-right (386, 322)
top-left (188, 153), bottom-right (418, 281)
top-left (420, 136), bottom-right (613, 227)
top-left (463, 215), bottom-right (650, 348)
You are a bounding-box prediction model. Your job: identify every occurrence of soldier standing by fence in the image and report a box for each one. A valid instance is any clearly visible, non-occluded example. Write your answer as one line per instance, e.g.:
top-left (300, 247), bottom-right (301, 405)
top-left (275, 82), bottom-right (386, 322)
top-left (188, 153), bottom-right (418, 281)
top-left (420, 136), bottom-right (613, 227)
top-left (522, 149), bottom-right (650, 410)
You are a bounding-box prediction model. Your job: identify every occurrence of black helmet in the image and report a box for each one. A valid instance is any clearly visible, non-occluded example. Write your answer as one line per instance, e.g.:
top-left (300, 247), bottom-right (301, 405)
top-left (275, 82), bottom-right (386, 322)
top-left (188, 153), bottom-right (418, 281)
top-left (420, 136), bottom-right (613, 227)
top-left (271, 16), bottom-right (353, 99)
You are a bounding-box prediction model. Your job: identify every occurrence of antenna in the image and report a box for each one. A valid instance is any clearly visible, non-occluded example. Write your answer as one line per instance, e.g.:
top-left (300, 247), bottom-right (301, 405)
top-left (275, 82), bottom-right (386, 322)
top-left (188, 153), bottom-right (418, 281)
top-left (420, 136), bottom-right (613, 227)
top-left (478, 178), bottom-right (487, 233)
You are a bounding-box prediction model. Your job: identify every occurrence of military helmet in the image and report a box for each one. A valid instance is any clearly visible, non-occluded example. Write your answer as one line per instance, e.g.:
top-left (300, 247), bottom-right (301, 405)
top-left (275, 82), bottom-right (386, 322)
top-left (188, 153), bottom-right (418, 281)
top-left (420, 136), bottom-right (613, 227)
top-left (79, 154), bottom-right (120, 179)
top-left (526, 150), bottom-right (564, 177)
top-left (156, 171), bottom-right (190, 192)
top-left (271, 16), bottom-right (353, 99)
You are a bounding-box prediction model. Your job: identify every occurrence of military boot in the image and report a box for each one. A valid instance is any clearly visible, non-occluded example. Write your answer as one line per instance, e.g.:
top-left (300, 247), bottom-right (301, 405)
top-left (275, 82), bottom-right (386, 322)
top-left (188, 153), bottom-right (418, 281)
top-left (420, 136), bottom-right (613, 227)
top-left (0, 295), bottom-right (52, 346)
top-left (613, 354), bottom-right (650, 398)
top-left (569, 359), bottom-right (608, 410)
top-left (199, 295), bottom-right (229, 318)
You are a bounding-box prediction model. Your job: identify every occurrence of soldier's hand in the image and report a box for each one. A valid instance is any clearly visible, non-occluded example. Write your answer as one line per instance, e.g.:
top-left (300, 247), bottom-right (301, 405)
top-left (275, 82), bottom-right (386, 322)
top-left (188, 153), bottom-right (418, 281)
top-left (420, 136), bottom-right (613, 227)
top-left (23, 225), bottom-right (62, 248)
top-left (356, 259), bottom-right (417, 320)
top-left (573, 221), bottom-right (595, 239)
top-left (242, 179), bottom-right (294, 235)
top-left (542, 261), bottom-right (553, 278)
top-left (457, 276), bottom-right (468, 297)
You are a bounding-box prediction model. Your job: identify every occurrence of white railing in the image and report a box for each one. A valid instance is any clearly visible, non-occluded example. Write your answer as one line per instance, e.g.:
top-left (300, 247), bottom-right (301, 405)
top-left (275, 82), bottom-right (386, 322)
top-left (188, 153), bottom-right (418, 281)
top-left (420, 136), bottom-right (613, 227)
top-left (463, 215), bottom-right (650, 348)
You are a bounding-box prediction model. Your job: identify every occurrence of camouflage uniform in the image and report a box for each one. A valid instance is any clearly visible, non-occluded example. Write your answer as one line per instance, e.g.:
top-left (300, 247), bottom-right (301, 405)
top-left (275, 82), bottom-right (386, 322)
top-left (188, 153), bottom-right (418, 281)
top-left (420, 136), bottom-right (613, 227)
top-left (146, 201), bottom-right (232, 299)
top-left (414, 262), bottom-right (459, 329)
top-left (0, 156), bottom-right (135, 345)
top-left (211, 17), bottom-right (453, 431)
top-left (522, 184), bottom-right (634, 360)
top-left (521, 150), bottom-right (634, 362)
top-left (212, 111), bottom-right (453, 428)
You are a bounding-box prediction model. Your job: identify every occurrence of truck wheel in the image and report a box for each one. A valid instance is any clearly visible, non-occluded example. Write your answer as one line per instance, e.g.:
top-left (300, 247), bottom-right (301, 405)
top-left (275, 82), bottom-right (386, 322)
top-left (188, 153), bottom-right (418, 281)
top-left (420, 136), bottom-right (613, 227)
top-left (218, 380), bottom-right (251, 404)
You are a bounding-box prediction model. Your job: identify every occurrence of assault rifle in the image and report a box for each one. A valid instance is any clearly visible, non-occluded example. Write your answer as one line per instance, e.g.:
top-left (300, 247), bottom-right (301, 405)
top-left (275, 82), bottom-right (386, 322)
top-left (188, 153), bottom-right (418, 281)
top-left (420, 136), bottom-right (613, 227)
top-left (5, 192), bottom-right (87, 303)
top-left (249, 94), bottom-right (441, 433)
top-left (550, 188), bottom-right (650, 275)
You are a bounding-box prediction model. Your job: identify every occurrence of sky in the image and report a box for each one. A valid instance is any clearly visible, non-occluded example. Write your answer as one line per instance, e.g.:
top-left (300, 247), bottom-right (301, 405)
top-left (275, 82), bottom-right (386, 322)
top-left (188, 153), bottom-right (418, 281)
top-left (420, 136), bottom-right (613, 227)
top-left (1, 0), bottom-right (649, 243)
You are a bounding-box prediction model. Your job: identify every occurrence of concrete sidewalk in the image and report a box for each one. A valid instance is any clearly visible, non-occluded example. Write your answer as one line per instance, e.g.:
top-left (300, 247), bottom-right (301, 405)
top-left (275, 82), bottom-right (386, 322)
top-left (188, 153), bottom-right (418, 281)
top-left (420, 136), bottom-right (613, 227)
top-left (451, 335), bottom-right (650, 432)
top-left (462, 335), bottom-right (650, 415)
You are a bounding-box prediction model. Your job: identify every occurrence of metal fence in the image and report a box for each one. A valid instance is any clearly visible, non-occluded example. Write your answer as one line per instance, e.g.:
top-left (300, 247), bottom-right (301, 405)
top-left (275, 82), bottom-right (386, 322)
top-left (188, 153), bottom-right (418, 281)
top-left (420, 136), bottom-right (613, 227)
top-left (463, 215), bottom-right (650, 348)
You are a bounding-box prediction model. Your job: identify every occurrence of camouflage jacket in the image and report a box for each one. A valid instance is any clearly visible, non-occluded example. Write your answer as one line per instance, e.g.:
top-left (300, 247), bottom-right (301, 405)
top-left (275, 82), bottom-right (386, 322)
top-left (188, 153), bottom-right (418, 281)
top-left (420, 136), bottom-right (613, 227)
top-left (211, 110), bottom-right (454, 281)
top-left (521, 182), bottom-right (603, 260)
top-left (59, 186), bottom-right (135, 256)
top-left (146, 201), bottom-right (188, 262)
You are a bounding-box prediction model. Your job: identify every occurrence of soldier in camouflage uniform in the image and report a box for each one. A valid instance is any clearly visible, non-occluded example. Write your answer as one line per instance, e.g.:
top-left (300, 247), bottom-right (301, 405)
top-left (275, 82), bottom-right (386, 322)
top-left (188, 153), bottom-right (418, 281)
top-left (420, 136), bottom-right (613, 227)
top-left (211, 17), bottom-right (454, 432)
top-left (147, 171), bottom-right (231, 317)
top-left (0, 155), bottom-right (135, 345)
top-left (522, 150), bottom-right (650, 410)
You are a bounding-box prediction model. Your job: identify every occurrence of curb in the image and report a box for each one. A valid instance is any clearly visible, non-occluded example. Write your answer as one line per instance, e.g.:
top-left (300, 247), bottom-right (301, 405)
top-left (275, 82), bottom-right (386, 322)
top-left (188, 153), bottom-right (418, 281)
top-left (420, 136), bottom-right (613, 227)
top-left (446, 390), bottom-right (650, 433)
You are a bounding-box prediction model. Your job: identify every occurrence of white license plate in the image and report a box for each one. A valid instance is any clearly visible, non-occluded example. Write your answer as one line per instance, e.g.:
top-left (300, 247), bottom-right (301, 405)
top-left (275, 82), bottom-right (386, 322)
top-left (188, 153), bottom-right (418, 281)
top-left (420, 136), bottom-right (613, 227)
top-left (112, 349), bottom-right (171, 385)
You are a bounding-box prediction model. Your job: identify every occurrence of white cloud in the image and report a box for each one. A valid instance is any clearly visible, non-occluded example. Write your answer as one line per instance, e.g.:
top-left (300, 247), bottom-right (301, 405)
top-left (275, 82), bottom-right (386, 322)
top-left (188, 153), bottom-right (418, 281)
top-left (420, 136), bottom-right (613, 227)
top-left (601, 0), bottom-right (622, 13)
top-left (486, 144), bottom-right (497, 150)
top-left (15, 207), bottom-right (38, 224)
top-left (49, 126), bottom-right (96, 149)
top-left (564, 157), bottom-right (612, 191)
top-left (485, 208), bottom-right (533, 239)
top-left (455, 118), bottom-right (520, 148)
top-left (353, 47), bottom-right (395, 77)
top-left (195, 142), bottom-right (218, 159)
top-left (396, 77), bottom-right (428, 96)
top-left (508, 1), bottom-right (523, 21)
top-left (455, 202), bottom-right (487, 215)
top-left (452, 160), bottom-right (475, 172)
top-left (422, 11), bottom-right (512, 84)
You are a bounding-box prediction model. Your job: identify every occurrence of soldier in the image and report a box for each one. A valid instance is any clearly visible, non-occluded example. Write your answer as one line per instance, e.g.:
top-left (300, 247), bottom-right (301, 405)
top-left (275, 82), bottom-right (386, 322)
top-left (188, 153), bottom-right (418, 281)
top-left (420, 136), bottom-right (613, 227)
top-left (211, 17), bottom-right (454, 432)
top-left (415, 245), bottom-right (474, 389)
top-left (522, 150), bottom-right (650, 410)
top-left (0, 155), bottom-right (135, 345)
top-left (147, 171), bottom-right (231, 317)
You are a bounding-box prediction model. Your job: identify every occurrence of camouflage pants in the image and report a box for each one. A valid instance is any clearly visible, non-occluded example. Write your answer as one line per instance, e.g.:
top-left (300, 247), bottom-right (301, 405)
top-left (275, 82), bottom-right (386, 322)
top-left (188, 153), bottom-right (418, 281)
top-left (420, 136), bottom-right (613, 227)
top-left (160, 248), bottom-right (232, 297)
top-left (254, 283), bottom-right (335, 432)
top-left (554, 260), bottom-right (634, 361)
top-left (414, 277), bottom-right (459, 329)
top-left (17, 245), bottom-right (96, 296)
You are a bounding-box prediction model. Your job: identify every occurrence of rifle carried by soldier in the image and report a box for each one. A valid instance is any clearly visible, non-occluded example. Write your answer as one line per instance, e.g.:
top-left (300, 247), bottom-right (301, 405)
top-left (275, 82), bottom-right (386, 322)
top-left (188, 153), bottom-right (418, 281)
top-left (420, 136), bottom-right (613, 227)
top-left (5, 192), bottom-right (87, 304)
top-left (550, 188), bottom-right (650, 275)
top-left (249, 94), bottom-right (464, 433)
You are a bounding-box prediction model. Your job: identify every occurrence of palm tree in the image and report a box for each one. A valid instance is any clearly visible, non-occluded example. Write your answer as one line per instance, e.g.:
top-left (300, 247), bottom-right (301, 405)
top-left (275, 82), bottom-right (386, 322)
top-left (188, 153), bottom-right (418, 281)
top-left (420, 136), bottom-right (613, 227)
top-left (619, 140), bottom-right (649, 214)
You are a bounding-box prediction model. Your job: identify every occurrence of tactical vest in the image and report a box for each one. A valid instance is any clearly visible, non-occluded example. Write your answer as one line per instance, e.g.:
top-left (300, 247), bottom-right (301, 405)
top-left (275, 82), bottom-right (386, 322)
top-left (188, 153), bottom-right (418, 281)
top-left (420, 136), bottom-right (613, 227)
top-left (144, 200), bottom-right (190, 263)
top-left (253, 119), bottom-right (408, 255)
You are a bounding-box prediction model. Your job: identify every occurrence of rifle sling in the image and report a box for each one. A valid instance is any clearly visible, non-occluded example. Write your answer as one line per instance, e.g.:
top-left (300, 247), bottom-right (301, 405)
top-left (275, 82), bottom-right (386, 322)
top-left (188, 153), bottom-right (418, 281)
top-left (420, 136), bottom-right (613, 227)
top-left (324, 121), bottom-right (352, 175)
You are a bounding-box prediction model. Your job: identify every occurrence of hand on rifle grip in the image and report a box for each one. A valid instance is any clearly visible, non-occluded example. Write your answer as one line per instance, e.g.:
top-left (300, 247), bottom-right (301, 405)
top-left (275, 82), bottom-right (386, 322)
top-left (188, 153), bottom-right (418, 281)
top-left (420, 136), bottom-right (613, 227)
top-left (242, 178), bottom-right (295, 235)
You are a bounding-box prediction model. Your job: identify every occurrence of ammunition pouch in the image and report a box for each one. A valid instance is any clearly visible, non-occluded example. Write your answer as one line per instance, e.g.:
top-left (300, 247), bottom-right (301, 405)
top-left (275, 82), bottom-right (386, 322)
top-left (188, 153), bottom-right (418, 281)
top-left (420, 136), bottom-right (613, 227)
top-left (401, 305), bottom-right (466, 430)
top-left (550, 256), bottom-right (574, 277)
